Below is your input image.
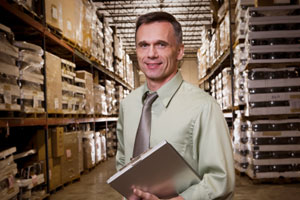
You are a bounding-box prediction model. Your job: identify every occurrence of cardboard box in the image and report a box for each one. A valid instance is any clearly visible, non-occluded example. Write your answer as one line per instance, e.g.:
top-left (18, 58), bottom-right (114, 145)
top-left (46, 52), bottom-right (62, 113)
top-left (61, 1), bottom-right (78, 43)
top-left (42, 157), bottom-right (62, 191)
top-left (76, 71), bottom-right (94, 114)
top-left (51, 127), bottom-right (64, 157)
top-left (34, 129), bottom-right (52, 161)
top-left (45, 0), bottom-right (63, 31)
top-left (61, 131), bottom-right (80, 184)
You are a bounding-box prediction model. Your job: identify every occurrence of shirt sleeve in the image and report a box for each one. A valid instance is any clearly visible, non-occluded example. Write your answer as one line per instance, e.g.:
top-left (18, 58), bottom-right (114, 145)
top-left (180, 101), bottom-right (235, 200)
top-left (116, 101), bottom-right (125, 171)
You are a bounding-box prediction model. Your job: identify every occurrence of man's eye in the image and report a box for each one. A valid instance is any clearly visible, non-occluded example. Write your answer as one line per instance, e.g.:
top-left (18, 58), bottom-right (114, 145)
top-left (157, 43), bottom-right (166, 48)
top-left (140, 43), bottom-right (148, 48)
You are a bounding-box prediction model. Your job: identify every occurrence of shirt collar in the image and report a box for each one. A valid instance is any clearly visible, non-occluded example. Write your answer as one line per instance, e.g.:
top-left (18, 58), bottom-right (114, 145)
top-left (142, 72), bottom-right (183, 108)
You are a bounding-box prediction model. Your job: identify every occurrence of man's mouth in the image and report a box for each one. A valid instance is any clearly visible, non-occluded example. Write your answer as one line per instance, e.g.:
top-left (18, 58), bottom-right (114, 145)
top-left (145, 62), bottom-right (162, 68)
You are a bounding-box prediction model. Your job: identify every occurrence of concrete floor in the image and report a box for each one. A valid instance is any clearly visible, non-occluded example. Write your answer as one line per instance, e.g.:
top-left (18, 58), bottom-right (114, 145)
top-left (50, 157), bottom-right (300, 200)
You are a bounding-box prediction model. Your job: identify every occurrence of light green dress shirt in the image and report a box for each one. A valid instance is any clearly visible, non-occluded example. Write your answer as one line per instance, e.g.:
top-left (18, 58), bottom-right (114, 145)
top-left (116, 72), bottom-right (235, 199)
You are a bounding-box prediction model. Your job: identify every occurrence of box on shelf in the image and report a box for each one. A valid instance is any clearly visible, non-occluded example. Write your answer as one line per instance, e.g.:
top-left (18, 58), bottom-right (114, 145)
top-left (45, 52), bottom-right (62, 113)
top-left (76, 70), bottom-right (94, 114)
top-left (94, 84), bottom-right (108, 115)
top-left (61, 131), bottom-right (80, 184)
top-left (51, 127), bottom-right (64, 157)
top-left (45, 0), bottom-right (63, 31)
top-left (33, 129), bottom-right (52, 161)
top-left (82, 131), bottom-right (95, 169)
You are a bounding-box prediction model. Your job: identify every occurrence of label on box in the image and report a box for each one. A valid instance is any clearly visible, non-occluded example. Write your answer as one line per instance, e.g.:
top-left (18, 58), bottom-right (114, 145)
top-left (51, 6), bottom-right (58, 20)
top-left (66, 149), bottom-right (72, 158)
top-left (262, 132), bottom-right (282, 136)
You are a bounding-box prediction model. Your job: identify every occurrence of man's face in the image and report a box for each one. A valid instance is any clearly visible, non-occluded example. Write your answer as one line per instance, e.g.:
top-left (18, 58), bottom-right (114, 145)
top-left (136, 21), bottom-right (184, 87)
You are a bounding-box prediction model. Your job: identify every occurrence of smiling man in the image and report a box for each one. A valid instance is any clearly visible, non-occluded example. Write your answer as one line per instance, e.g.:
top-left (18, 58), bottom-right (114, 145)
top-left (116, 12), bottom-right (235, 200)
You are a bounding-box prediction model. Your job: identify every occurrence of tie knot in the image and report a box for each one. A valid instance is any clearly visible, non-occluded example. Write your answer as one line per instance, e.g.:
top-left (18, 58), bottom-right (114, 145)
top-left (143, 92), bottom-right (158, 106)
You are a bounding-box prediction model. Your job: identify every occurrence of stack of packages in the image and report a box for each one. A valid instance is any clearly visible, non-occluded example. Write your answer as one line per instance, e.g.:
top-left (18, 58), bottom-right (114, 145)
top-left (124, 54), bottom-right (134, 88)
top-left (0, 147), bottom-right (19, 200)
top-left (61, 128), bottom-right (80, 184)
top-left (105, 80), bottom-right (117, 115)
top-left (82, 124), bottom-right (95, 170)
top-left (94, 132), bottom-right (102, 164)
top-left (94, 84), bottom-right (108, 115)
top-left (91, 14), bottom-right (105, 62)
top-left (197, 28), bottom-right (211, 79)
top-left (99, 129), bottom-right (107, 161)
top-left (45, 52), bottom-right (62, 113)
top-left (233, 4), bottom-right (300, 180)
top-left (74, 74), bottom-right (86, 114)
top-left (114, 34), bottom-right (125, 78)
top-left (76, 71), bottom-right (94, 115)
top-left (222, 68), bottom-right (233, 110)
top-left (215, 73), bottom-right (223, 108)
top-left (61, 59), bottom-right (78, 114)
top-left (106, 126), bottom-right (117, 157)
top-left (115, 85), bottom-right (124, 113)
top-left (0, 24), bottom-right (20, 111)
top-left (14, 41), bottom-right (45, 113)
top-left (103, 18), bottom-right (114, 72)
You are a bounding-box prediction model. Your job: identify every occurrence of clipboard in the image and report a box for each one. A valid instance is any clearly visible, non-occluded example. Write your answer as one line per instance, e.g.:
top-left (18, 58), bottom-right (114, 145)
top-left (107, 141), bottom-right (201, 199)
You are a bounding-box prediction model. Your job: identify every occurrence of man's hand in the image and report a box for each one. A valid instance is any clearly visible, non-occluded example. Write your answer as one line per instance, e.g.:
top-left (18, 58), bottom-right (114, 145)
top-left (131, 188), bottom-right (184, 200)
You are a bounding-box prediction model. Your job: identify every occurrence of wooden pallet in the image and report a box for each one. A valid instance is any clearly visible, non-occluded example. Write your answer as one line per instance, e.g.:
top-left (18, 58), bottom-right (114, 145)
top-left (62, 175), bottom-right (80, 187)
top-left (250, 177), bottom-right (300, 184)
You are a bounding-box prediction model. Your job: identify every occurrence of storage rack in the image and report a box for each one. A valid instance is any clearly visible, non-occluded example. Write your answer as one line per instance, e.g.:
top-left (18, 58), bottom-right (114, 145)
top-left (0, 0), bottom-right (132, 198)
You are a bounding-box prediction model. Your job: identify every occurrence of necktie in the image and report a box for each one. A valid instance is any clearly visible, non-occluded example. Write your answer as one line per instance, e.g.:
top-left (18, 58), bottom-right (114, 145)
top-left (133, 91), bottom-right (158, 158)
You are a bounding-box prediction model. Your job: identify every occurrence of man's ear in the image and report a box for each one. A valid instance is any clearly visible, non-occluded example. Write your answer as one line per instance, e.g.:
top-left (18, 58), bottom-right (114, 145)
top-left (177, 44), bottom-right (184, 61)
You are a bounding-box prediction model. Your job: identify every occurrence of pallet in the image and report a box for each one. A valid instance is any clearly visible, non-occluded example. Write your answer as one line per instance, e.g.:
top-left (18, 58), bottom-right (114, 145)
top-left (246, 61), bottom-right (300, 69)
top-left (83, 165), bottom-right (96, 174)
top-left (250, 177), bottom-right (300, 184)
top-left (62, 175), bottom-right (80, 187)
top-left (49, 184), bottom-right (64, 194)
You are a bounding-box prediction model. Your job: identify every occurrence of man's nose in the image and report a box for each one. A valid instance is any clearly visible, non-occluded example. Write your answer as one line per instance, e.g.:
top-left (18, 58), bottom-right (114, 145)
top-left (148, 45), bottom-right (158, 58)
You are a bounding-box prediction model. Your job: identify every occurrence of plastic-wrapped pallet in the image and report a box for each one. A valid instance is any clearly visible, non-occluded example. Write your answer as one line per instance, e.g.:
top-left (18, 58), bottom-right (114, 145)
top-left (244, 67), bottom-right (300, 116)
top-left (125, 54), bottom-right (134, 88)
top-left (0, 24), bottom-right (20, 111)
top-left (245, 119), bottom-right (300, 179)
top-left (222, 68), bottom-right (233, 110)
top-left (94, 132), bottom-right (102, 164)
top-left (0, 147), bottom-right (19, 200)
top-left (103, 18), bottom-right (114, 72)
top-left (14, 41), bottom-right (45, 113)
top-left (74, 75), bottom-right (86, 114)
top-left (99, 129), bottom-right (107, 160)
top-left (78, 131), bottom-right (84, 173)
top-left (105, 80), bottom-right (117, 115)
top-left (94, 84), bottom-right (108, 115)
top-left (82, 131), bottom-right (95, 170)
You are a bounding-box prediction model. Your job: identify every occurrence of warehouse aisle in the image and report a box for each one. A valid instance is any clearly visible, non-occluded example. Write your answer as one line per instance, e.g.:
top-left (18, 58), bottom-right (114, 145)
top-left (50, 157), bottom-right (300, 200)
top-left (50, 157), bottom-right (122, 200)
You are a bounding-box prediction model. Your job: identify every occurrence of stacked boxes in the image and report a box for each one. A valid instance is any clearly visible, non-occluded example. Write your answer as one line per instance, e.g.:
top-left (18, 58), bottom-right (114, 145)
top-left (74, 75), bottom-right (86, 114)
top-left (103, 19), bottom-right (114, 72)
top-left (106, 126), bottom-right (117, 157)
top-left (99, 129), bottom-right (107, 160)
top-left (124, 54), bottom-right (134, 88)
top-left (0, 147), bottom-right (19, 200)
top-left (94, 131), bottom-right (102, 164)
top-left (234, 118), bottom-right (300, 179)
top-left (45, 52), bottom-right (62, 113)
top-left (222, 68), bottom-right (233, 110)
top-left (14, 41), bottom-right (45, 113)
top-left (244, 5), bottom-right (300, 64)
top-left (115, 85), bottom-right (124, 113)
top-left (105, 80), bottom-right (117, 115)
top-left (0, 24), bottom-right (20, 111)
top-left (91, 13), bottom-right (104, 62)
top-left (61, 130), bottom-right (80, 184)
top-left (244, 67), bottom-right (300, 116)
top-left (94, 84), bottom-right (108, 115)
top-left (76, 71), bottom-right (94, 114)
top-left (197, 27), bottom-right (211, 79)
top-left (233, 5), bottom-right (300, 181)
top-left (82, 130), bottom-right (95, 170)
top-left (61, 59), bottom-right (78, 114)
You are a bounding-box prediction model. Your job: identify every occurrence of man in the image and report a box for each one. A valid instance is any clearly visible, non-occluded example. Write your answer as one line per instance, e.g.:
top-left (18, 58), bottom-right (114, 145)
top-left (116, 12), bottom-right (235, 200)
